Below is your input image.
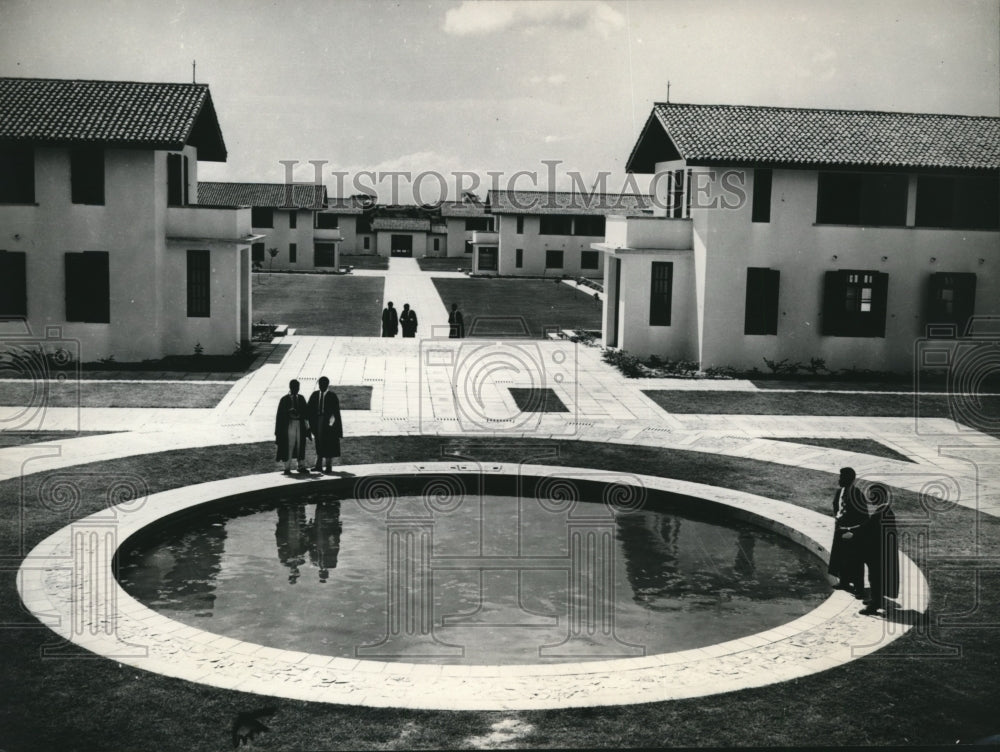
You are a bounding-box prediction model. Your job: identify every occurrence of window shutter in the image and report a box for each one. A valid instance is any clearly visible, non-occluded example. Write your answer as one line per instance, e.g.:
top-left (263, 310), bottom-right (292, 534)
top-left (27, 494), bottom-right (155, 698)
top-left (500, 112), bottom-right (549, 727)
top-left (867, 272), bottom-right (889, 337)
top-left (167, 154), bottom-right (183, 206)
top-left (85, 251), bottom-right (110, 323)
top-left (953, 273), bottom-right (977, 335)
top-left (182, 156), bottom-right (190, 206)
top-left (0, 251), bottom-right (27, 317)
top-left (821, 270), bottom-right (846, 335)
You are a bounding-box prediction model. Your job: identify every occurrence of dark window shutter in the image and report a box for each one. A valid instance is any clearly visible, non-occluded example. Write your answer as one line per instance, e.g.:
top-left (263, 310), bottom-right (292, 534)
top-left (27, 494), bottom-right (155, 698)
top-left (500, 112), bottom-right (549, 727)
top-left (0, 251), bottom-right (27, 317)
top-left (167, 154), bottom-right (183, 206)
top-left (187, 250), bottom-right (210, 317)
top-left (822, 270), bottom-right (847, 335)
top-left (85, 251), bottom-right (110, 323)
top-left (183, 156), bottom-right (190, 206)
top-left (745, 267), bottom-right (779, 335)
top-left (927, 272), bottom-right (976, 335)
top-left (751, 169), bottom-right (772, 223)
top-left (71, 148), bottom-right (104, 205)
top-left (867, 272), bottom-right (889, 337)
top-left (953, 273), bottom-right (977, 335)
top-left (649, 261), bottom-right (673, 326)
top-left (0, 146), bottom-right (35, 203)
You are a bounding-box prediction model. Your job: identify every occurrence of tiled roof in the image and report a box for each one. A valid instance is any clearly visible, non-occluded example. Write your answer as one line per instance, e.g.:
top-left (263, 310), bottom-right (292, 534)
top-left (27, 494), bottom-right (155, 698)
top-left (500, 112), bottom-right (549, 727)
top-left (627, 102), bottom-right (1000, 172)
top-left (371, 217), bottom-right (431, 232)
top-left (0, 77), bottom-right (227, 160)
top-left (487, 190), bottom-right (654, 216)
top-left (440, 200), bottom-right (487, 217)
top-left (324, 196), bottom-right (372, 215)
top-left (198, 182), bottom-right (327, 209)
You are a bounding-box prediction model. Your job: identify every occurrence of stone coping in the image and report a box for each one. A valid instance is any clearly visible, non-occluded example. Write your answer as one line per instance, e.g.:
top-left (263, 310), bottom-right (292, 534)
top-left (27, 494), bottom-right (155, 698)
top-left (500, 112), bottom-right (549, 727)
top-left (18, 463), bottom-right (928, 710)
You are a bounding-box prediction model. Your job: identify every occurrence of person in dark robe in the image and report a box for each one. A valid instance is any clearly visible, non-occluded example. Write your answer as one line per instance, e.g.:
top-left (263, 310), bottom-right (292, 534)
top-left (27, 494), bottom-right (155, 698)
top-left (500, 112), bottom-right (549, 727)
top-left (309, 501), bottom-right (342, 583)
top-left (859, 482), bottom-right (900, 616)
top-left (400, 303), bottom-right (418, 338)
top-left (275, 503), bottom-right (308, 584)
top-left (381, 301), bottom-right (398, 337)
top-left (307, 376), bottom-right (343, 472)
top-left (448, 302), bottom-right (464, 338)
top-left (828, 466), bottom-right (867, 598)
top-left (274, 379), bottom-right (310, 473)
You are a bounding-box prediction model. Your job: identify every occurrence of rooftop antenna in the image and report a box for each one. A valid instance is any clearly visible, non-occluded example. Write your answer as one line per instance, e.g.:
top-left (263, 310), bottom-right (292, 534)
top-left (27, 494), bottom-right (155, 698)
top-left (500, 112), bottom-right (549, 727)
top-left (666, 80), bottom-right (671, 104)
top-left (192, 60), bottom-right (196, 84)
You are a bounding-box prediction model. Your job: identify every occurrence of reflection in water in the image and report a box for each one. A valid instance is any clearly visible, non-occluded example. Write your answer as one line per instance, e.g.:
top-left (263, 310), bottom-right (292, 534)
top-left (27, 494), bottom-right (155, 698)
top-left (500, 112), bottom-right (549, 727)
top-left (119, 492), bottom-right (830, 664)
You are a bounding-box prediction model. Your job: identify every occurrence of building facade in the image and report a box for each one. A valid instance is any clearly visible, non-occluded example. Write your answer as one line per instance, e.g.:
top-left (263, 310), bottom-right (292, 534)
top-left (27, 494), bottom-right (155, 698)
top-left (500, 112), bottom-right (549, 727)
top-left (0, 77), bottom-right (256, 362)
top-left (595, 102), bottom-right (1000, 372)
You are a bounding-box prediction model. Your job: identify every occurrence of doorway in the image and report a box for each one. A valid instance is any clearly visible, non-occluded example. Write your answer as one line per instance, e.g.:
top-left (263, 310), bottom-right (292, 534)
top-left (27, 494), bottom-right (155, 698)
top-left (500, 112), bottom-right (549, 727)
top-left (391, 235), bottom-right (413, 257)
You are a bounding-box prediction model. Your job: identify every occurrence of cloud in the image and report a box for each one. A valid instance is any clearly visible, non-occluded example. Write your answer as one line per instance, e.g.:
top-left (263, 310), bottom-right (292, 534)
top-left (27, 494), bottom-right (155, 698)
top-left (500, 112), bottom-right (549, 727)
top-left (444, 1), bottom-right (625, 38)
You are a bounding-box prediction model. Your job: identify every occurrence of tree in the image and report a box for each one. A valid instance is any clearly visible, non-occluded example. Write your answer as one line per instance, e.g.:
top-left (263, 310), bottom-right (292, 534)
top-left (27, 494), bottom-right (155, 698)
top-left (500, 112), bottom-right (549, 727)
top-left (267, 247), bottom-right (279, 276)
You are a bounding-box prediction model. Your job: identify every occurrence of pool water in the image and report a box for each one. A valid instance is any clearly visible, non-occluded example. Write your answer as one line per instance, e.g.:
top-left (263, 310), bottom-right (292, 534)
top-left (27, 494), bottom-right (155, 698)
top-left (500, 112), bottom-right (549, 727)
top-left (117, 488), bottom-right (831, 664)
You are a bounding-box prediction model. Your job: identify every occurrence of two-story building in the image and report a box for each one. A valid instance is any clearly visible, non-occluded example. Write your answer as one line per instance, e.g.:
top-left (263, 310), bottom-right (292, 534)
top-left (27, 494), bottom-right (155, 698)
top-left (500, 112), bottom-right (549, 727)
top-left (0, 77), bottom-right (258, 362)
top-left (197, 182), bottom-right (331, 271)
top-left (595, 102), bottom-right (1000, 372)
top-left (439, 193), bottom-right (493, 258)
top-left (476, 190), bottom-right (652, 277)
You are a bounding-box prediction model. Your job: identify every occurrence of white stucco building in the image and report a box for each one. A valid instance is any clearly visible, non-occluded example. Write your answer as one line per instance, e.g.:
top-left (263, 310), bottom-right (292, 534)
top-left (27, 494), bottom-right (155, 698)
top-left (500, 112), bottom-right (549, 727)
top-left (595, 103), bottom-right (1000, 372)
top-left (0, 77), bottom-right (258, 362)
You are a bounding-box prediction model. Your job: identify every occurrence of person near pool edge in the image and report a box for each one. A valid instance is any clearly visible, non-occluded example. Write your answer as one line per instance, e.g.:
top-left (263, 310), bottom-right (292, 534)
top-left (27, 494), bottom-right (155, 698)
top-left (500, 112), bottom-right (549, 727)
top-left (859, 482), bottom-right (900, 617)
top-left (275, 379), bottom-right (311, 474)
top-left (400, 303), bottom-right (418, 337)
top-left (828, 466), bottom-right (867, 599)
top-left (307, 376), bottom-right (343, 473)
top-left (448, 302), bottom-right (464, 338)
top-left (381, 301), bottom-right (398, 337)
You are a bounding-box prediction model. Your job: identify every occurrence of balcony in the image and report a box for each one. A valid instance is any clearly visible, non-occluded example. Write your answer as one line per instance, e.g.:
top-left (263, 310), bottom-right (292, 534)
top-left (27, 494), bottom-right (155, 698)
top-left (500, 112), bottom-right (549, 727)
top-left (470, 230), bottom-right (499, 245)
top-left (314, 227), bottom-right (344, 241)
top-left (166, 205), bottom-right (256, 243)
top-left (598, 215), bottom-right (693, 251)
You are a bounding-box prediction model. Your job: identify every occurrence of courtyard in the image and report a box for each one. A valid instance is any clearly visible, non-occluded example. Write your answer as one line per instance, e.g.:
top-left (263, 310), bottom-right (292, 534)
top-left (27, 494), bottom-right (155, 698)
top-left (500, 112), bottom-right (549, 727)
top-left (2, 263), bottom-right (999, 749)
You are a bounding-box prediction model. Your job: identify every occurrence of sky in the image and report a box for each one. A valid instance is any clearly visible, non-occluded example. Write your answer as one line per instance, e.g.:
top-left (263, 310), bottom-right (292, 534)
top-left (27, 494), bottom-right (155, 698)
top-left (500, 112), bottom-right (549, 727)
top-left (1, 0), bottom-right (997, 201)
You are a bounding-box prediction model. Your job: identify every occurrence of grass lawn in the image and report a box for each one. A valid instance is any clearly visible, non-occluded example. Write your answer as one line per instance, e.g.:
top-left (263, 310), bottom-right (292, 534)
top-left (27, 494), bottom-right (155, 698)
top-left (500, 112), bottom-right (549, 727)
top-left (416, 256), bottom-right (471, 272)
top-left (768, 437), bottom-right (914, 463)
top-left (0, 431), bottom-right (117, 448)
top-left (431, 278), bottom-right (603, 338)
top-left (0, 382), bottom-right (232, 408)
top-left (1, 436), bottom-right (996, 749)
top-left (340, 254), bottom-right (389, 271)
top-left (252, 274), bottom-right (385, 336)
top-left (325, 385), bottom-right (372, 410)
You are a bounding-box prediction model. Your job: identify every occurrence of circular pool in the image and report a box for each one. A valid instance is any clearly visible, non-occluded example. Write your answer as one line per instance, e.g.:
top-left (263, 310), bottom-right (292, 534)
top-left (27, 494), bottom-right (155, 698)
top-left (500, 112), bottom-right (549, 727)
top-left (116, 478), bottom-right (831, 665)
top-left (18, 463), bottom-right (928, 710)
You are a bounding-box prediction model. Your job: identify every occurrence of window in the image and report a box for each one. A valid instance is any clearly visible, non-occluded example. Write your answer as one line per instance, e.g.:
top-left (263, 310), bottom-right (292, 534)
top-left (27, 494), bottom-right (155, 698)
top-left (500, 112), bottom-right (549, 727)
top-left (186, 250), bottom-right (210, 317)
top-left (816, 172), bottom-right (907, 226)
top-left (314, 243), bottom-right (336, 267)
top-left (0, 251), bottom-right (27, 317)
top-left (539, 215), bottom-right (573, 235)
top-left (580, 250), bottom-right (600, 270)
top-left (573, 215), bottom-right (606, 236)
top-left (516, 216), bottom-right (524, 234)
top-left (65, 251), bottom-right (109, 323)
top-left (0, 146), bottom-right (35, 204)
top-left (315, 213), bottom-right (339, 229)
top-left (464, 241), bottom-right (472, 254)
top-left (251, 207), bottom-right (273, 228)
top-left (515, 248), bottom-right (523, 268)
top-left (289, 243), bottom-right (297, 263)
top-left (288, 211), bottom-right (297, 229)
top-left (363, 236), bottom-right (371, 250)
top-left (71, 148), bottom-right (104, 205)
top-left (926, 272), bottom-right (976, 335)
top-left (545, 250), bottom-right (563, 269)
top-left (667, 169), bottom-right (690, 219)
top-left (433, 238), bottom-right (440, 251)
top-left (167, 153), bottom-right (184, 207)
top-left (822, 270), bottom-right (889, 337)
top-left (252, 242), bottom-right (265, 263)
top-left (0, 146), bottom-right (34, 203)
top-left (478, 246), bottom-right (498, 271)
top-left (744, 267), bottom-right (780, 335)
top-left (916, 175), bottom-right (1000, 229)
top-left (649, 262), bottom-right (673, 325)
top-left (752, 169), bottom-right (772, 223)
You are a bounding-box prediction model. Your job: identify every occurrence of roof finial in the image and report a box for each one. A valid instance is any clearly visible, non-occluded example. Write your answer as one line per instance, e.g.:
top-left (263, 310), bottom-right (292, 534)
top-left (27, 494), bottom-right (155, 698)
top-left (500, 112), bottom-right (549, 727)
top-left (667, 80), bottom-right (670, 104)
top-left (192, 60), bottom-right (196, 84)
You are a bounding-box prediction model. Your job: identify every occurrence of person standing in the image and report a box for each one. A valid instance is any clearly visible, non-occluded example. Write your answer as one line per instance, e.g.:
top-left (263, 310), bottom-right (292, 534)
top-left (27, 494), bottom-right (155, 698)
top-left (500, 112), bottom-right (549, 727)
top-left (400, 303), bottom-right (418, 338)
top-left (859, 483), bottom-right (899, 616)
top-left (381, 301), bottom-right (398, 337)
top-left (828, 466), bottom-right (867, 598)
top-left (275, 379), bottom-right (310, 474)
top-left (307, 376), bottom-right (343, 472)
top-left (448, 302), bottom-right (464, 338)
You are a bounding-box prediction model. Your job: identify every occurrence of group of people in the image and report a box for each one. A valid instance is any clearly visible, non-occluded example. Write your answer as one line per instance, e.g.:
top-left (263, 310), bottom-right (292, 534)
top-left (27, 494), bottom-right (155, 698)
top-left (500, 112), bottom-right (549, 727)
top-left (828, 466), bottom-right (899, 617)
top-left (274, 377), bottom-right (343, 474)
top-left (380, 301), bottom-right (465, 338)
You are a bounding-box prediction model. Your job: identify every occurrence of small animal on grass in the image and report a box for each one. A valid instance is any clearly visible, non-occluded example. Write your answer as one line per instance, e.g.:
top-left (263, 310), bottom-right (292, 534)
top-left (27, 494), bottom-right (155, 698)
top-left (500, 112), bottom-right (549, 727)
top-left (231, 706), bottom-right (278, 747)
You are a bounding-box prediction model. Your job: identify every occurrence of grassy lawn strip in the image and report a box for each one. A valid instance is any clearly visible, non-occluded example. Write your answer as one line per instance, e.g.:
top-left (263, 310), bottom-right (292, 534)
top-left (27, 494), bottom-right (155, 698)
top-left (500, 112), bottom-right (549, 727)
top-left (326, 386), bottom-right (371, 410)
top-left (1, 436), bottom-right (995, 749)
top-left (0, 382), bottom-right (232, 408)
top-left (416, 256), bottom-right (471, 272)
top-left (340, 254), bottom-right (389, 270)
top-left (252, 274), bottom-right (384, 336)
top-left (0, 431), bottom-right (118, 448)
top-left (431, 278), bottom-right (603, 338)
top-left (509, 387), bottom-right (569, 413)
top-left (769, 437), bottom-right (914, 463)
